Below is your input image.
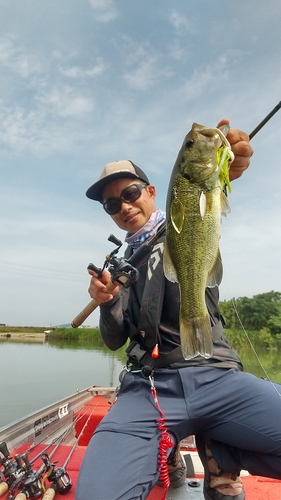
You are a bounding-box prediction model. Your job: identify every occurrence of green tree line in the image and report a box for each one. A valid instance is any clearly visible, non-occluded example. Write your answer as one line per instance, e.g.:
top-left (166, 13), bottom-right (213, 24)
top-left (219, 291), bottom-right (281, 332)
top-left (37, 291), bottom-right (281, 350)
top-left (219, 291), bottom-right (281, 347)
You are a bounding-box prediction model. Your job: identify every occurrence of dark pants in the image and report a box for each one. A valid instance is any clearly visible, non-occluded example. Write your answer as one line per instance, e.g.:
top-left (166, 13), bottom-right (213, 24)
top-left (76, 366), bottom-right (281, 500)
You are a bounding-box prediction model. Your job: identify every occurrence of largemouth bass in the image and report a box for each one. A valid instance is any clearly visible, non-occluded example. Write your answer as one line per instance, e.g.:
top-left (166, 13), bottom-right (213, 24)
top-left (163, 123), bottom-right (233, 360)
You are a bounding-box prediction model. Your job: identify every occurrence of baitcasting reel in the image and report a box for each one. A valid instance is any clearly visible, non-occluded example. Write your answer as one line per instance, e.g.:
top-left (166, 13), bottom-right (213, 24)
top-left (41, 453), bottom-right (72, 495)
top-left (88, 234), bottom-right (139, 288)
top-left (19, 452), bottom-right (43, 498)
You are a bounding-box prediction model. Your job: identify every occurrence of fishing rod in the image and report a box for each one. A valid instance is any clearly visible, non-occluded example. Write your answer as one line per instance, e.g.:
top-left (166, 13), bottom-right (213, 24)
top-left (71, 223), bottom-right (166, 328)
top-left (0, 443), bottom-right (30, 499)
top-left (2, 427), bottom-right (73, 499)
top-left (29, 403), bottom-right (88, 466)
top-left (34, 402), bottom-right (91, 473)
top-left (249, 101), bottom-right (281, 139)
top-left (23, 420), bottom-right (74, 461)
top-left (0, 446), bottom-right (43, 500)
top-left (0, 405), bottom-right (90, 499)
top-left (23, 399), bottom-right (90, 456)
top-left (0, 442), bottom-right (19, 497)
top-left (71, 101), bottom-right (280, 328)
top-left (40, 405), bottom-right (97, 500)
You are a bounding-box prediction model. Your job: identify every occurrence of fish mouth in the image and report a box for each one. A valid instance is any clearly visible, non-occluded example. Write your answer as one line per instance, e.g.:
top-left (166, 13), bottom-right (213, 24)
top-left (196, 127), bottom-right (223, 149)
top-left (179, 123), bottom-right (234, 184)
top-left (195, 125), bottom-right (232, 151)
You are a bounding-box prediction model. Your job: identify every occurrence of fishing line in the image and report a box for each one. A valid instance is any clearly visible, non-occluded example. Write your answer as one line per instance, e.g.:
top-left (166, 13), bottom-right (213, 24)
top-left (230, 105), bottom-right (281, 397)
top-left (40, 404), bottom-right (98, 500)
top-left (231, 299), bottom-right (281, 398)
top-left (33, 403), bottom-right (92, 467)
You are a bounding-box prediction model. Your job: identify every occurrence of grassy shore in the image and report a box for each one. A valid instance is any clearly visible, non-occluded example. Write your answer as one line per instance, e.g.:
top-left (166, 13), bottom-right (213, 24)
top-left (0, 326), bottom-right (48, 333)
top-left (1, 325), bottom-right (280, 349)
top-left (0, 325), bottom-right (101, 341)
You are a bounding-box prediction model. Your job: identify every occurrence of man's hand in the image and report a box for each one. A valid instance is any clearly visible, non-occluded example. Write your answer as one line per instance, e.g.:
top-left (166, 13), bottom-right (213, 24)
top-left (217, 118), bottom-right (254, 181)
top-left (88, 269), bottom-right (120, 303)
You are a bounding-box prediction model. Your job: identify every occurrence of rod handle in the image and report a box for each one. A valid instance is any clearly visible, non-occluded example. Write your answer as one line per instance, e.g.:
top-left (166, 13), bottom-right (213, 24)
top-left (0, 482), bottom-right (8, 497)
top-left (14, 494), bottom-right (27, 500)
top-left (71, 281), bottom-right (117, 328)
top-left (42, 487), bottom-right (56, 500)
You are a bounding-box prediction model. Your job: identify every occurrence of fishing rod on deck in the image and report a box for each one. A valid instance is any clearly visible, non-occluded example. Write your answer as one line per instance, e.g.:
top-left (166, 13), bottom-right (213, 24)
top-left (29, 403), bottom-right (87, 467)
top-left (0, 431), bottom-right (72, 500)
top-left (8, 404), bottom-right (97, 500)
top-left (0, 403), bottom-right (92, 500)
top-left (40, 404), bottom-right (97, 500)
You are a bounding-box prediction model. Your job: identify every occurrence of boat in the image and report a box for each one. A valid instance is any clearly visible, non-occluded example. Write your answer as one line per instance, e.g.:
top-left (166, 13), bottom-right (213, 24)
top-left (0, 385), bottom-right (280, 500)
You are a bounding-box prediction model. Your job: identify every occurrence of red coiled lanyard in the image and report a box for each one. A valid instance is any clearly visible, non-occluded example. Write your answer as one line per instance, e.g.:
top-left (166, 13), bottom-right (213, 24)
top-left (149, 375), bottom-right (174, 500)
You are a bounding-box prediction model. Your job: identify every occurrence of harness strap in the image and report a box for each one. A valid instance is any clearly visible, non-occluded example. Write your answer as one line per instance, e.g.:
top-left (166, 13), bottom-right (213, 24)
top-left (126, 320), bottom-right (224, 369)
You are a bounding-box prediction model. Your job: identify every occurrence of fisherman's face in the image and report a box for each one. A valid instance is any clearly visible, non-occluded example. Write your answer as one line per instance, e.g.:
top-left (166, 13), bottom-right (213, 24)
top-left (102, 178), bottom-right (157, 234)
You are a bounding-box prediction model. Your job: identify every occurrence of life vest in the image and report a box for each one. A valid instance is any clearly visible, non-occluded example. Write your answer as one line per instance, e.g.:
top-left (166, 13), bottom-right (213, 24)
top-left (125, 231), bottom-right (226, 369)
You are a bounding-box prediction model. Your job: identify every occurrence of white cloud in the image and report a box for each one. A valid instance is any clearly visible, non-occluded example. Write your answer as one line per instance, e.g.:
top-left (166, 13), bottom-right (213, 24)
top-left (52, 49), bottom-right (80, 61)
top-left (88, 0), bottom-right (118, 22)
top-left (0, 82), bottom-right (95, 153)
top-left (0, 104), bottom-right (39, 150)
top-left (169, 39), bottom-right (190, 61)
top-left (0, 36), bottom-right (14, 62)
top-left (122, 43), bottom-right (174, 91)
top-left (0, 35), bottom-right (42, 77)
top-left (169, 10), bottom-right (196, 35)
top-left (59, 57), bottom-right (107, 79)
top-left (117, 36), bottom-right (152, 65)
top-left (0, 102), bottom-right (88, 153)
top-left (123, 56), bottom-right (164, 91)
top-left (36, 85), bottom-right (94, 117)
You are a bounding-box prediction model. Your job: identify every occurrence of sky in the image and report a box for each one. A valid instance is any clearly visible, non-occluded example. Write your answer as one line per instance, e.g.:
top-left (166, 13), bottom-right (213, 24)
top-left (0, 0), bottom-right (280, 328)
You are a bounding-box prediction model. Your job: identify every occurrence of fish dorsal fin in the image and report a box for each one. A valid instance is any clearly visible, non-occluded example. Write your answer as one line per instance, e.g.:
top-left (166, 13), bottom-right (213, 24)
top-left (171, 198), bottom-right (184, 234)
top-left (207, 250), bottom-right (223, 287)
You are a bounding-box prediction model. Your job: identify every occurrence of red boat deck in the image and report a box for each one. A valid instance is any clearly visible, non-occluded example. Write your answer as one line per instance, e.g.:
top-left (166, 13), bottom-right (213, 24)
top-left (14, 441), bottom-right (281, 500)
top-left (9, 394), bottom-right (281, 499)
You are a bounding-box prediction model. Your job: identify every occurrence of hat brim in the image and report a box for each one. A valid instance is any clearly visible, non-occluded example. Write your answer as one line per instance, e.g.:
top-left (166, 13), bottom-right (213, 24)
top-left (86, 171), bottom-right (148, 202)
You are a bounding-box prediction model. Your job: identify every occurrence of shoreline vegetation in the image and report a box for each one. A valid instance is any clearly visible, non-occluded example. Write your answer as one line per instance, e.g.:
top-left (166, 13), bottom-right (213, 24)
top-left (0, 327), bottom-right (280, 351)
top-left (1, 291), bottom-right (280, 350)
top-left (0, 327), bottom-right (280, 350)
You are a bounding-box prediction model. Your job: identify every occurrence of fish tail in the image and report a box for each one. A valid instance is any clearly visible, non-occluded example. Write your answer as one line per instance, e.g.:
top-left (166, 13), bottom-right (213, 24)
top-left (180, 314), bottom-right (213, 360)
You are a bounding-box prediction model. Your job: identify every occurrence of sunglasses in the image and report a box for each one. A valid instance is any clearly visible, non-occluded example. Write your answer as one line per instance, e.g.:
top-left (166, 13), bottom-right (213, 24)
top-left (103, 183), bottom-right (148, 215)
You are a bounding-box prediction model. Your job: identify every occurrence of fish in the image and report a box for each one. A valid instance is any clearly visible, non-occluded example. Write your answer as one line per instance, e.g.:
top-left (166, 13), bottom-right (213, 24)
top-left (163, 123), bottom-right (234, 360)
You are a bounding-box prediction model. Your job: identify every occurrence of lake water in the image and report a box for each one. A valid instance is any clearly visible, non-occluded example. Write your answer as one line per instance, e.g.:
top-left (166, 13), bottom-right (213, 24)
top-left (0, 338), bottom-right (280, 428)
top-left (0, 339), bottom-right (125, 428)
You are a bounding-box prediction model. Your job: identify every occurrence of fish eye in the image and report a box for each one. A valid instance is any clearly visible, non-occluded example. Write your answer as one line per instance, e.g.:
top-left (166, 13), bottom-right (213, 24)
top-left (185, 139), bottom-right (194, 148)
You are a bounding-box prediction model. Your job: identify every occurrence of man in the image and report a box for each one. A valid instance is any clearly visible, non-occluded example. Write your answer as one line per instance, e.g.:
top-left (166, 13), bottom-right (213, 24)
top-left (76, 120), bottom-right (281, 500)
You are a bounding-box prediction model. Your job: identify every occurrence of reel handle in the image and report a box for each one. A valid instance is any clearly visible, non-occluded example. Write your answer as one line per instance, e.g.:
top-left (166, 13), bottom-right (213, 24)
top-left (71, 280), bottom-right (117, 328)
top-left (71, 237), bottom-right (154, 328)
top-left (0, 442), bottom-right (10, 459)
top-left (21, 453), bottom-right (31, 470)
